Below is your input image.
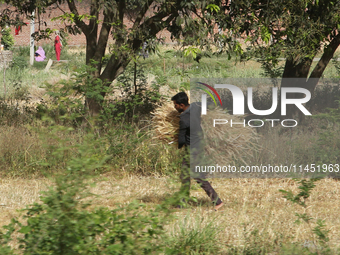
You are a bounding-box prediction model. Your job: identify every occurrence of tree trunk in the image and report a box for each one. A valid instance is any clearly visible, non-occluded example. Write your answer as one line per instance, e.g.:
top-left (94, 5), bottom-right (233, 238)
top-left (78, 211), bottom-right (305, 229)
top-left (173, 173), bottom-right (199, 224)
top-left (83, 54), bottom-right (131, 116)
top-left (85, 96), bottom-right (104, 117)
top-left (305, 33), bottom-right (340, 95)
top-left (64, 0), bottom-right (182, 115)
top-left (281, 57), bottom-right (312, 84)
top-left (279, 57), bottom-right (313, 118)
top-left (279, 33), bottom-right (340, 119)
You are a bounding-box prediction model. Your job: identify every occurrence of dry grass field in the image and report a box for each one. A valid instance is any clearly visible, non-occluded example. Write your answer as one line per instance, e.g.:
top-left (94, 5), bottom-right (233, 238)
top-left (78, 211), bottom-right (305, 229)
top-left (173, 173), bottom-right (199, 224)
top-left (1, 45), bottom-right (340, 253)
top-left (1, 175), bottom-right (340, 253)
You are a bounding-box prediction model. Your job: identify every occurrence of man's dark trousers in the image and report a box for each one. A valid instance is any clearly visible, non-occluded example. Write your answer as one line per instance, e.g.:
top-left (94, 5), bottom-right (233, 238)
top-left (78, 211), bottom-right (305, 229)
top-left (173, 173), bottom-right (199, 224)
top-left (180, 154), bottom-right (222, 205)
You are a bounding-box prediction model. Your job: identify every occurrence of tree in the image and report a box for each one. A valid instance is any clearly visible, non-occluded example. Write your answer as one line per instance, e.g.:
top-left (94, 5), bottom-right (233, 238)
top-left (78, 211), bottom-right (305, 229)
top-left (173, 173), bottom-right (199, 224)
top-left (1, 26), bottom-right (14, 50)
top-left (215, 0), bottom-right (340, 92)
top-left (3, 0), bottom-right (215, 114)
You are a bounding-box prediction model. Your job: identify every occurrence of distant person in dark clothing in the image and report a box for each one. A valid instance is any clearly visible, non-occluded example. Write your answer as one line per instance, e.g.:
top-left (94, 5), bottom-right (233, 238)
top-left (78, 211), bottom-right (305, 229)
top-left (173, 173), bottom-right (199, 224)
top-left (171, 92), bottom-right (223, 211)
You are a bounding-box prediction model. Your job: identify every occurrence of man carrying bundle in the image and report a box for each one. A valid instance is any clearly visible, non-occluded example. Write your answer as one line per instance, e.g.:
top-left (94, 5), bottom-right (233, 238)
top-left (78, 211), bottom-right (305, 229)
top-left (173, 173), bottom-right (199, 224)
top-left (171, 92), bottom-right (223, 211)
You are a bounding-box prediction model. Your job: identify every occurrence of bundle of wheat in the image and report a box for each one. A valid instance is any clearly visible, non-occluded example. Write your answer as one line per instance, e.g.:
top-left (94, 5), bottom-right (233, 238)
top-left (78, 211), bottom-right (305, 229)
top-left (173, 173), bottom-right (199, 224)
top-left (152, 102), bottom-right (180, 144)
top-left (151, 100), bottom-right (260, 165)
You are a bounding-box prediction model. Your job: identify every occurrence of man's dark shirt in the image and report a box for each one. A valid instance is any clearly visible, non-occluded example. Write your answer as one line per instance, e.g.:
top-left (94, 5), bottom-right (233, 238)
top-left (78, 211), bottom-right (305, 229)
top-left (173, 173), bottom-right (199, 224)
top-left (178, 102), bottom-right (203, 151)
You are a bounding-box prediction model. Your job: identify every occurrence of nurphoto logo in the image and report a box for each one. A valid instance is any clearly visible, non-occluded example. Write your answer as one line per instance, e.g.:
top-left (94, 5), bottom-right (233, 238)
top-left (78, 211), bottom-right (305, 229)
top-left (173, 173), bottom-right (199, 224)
top-left (197, 82), bottom-right (312, 128)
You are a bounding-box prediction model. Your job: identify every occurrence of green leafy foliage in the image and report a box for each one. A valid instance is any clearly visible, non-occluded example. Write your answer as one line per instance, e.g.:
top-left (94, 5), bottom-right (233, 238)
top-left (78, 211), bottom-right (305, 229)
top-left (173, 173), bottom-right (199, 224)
top-left (313, 219), bottom-right (330, 245)
top-left (102, 61), bottom-right (163, 122)
top-left (280, 179), bottom-right (331, 254)
top-left (206, 4), bottom-right (220, 13)
top-left (216, 0), bottom-right (340, 82)
top-left (166, 216), bottom-right (221, 255)
top-left (36, 61), bottom-right (107, 125)
top-left (36, 80), bottom-right (85, 127)
top-left (280, 179), bottom-right (317, 207)
top-left (1, 27), bottom-right (14, 50)
top-left (0, 114), bottom-right (201, 254)
top-left (7, 200), bottom-right (168, 255)
top-left (183, 46), bottom-right (201, 60)
top-left (10, 54), bottom-right (28, 69)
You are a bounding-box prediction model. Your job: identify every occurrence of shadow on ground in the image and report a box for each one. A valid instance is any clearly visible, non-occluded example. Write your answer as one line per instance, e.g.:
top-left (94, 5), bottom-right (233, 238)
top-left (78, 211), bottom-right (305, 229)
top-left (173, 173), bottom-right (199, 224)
top-left (138, 193), bottom-right (212, 208)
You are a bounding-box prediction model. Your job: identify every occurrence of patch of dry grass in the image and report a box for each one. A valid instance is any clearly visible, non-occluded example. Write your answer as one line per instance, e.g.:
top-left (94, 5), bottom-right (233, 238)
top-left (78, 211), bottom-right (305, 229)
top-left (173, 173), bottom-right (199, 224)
top-left (0, 126), bottom-right (44, 176)
top-left (0, 125), bottom-right (88, 177)
top-left (1, 176), bottom-right (340, 252)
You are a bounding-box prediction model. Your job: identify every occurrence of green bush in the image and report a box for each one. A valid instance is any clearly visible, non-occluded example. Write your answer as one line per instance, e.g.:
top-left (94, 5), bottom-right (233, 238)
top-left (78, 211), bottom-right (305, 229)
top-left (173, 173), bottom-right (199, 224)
top-left (166, 215), bottom-right (222, 255)
top-left (0, 130), bottom-right (217, 254)
top-left (12, 46), bottom-right (30, 56)
top-left (1, 27), bottom-right (14, 50)
top-left (107, 62), bottom-right (164, 122)
top-left (10, 55), bottom-right (28, 69)
top-left (2, 200), bottom-right (168, 254)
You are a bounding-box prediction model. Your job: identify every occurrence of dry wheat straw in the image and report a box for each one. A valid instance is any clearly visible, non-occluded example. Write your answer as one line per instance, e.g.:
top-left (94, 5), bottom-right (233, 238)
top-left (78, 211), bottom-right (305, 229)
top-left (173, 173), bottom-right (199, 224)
top-left (151, 100), bottom-right (260, 165)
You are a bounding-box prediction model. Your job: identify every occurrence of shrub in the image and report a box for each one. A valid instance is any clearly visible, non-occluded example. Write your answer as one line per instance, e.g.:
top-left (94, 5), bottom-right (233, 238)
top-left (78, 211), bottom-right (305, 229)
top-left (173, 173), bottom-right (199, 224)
top-left (10, 55), bottom-right (28, 69)
top-left (166, 215), bottom-right (222, 254)
top-left (1, 27), bottom-right (14, 50)
top-left (107, 62), bottom-right (164, 122)
top-left (280, 179), bottom-right (331, 254)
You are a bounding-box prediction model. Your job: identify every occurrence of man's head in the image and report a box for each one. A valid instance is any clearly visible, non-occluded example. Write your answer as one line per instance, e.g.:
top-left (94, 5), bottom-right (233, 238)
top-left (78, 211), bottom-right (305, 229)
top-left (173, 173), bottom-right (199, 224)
top-left (171, 92), bottom-right (189, 113)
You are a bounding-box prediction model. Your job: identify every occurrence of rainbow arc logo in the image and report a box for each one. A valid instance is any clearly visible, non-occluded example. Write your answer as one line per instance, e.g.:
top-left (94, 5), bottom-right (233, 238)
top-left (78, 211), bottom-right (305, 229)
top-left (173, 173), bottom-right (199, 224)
top-left (196, 82), bottom-right (223, 107)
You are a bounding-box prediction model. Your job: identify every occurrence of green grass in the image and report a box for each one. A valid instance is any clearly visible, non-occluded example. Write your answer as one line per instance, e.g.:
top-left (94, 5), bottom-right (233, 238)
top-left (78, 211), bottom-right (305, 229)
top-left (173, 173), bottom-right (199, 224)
top-left (140, 50), bottom-right (264, 90)
top-left (0, 45), bottom-right (85, 96)
top-left (2, 45), bottom-right (340, 98)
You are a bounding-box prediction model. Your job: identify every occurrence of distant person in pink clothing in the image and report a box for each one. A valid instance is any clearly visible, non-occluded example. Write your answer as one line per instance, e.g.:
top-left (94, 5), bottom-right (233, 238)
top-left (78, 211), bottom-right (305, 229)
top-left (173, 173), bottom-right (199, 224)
top-left (34, 46), bottom-right (46, 62)
top-left (54, 30), bottom-right (62, 61)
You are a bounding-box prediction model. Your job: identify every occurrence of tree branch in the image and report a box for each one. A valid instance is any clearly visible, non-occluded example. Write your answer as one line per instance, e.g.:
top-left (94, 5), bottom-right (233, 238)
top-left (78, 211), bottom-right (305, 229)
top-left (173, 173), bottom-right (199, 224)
top-left (66, 0), bottom-right (89, 35)
top-left (89, 0), bottom-right (99, 35)
top-left (93, 12), bottom-right (113, 73)
top-left (306, 33), bottom-right (340, 93)
top-left (131, 1), bottom-right (154, 32)
top-left (56, 2), bottom-right (66, 14)
top-left (309, 33), bottom-right (340, 79)
top-left (99, 12), bottom-right (178, 83)
top-left (118, 0), bottom-right (125, 28)
top-left (138, 10), bottom-right (175, 37)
